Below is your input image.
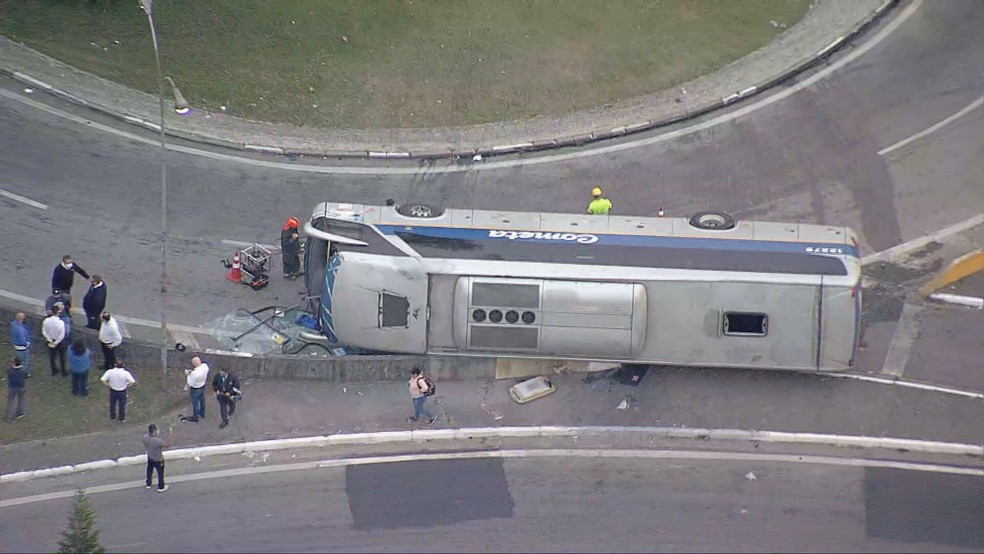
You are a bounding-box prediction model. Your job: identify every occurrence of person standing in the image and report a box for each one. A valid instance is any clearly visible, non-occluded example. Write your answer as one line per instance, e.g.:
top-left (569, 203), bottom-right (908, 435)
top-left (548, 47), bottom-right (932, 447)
top-left (10, 312), bottom-right (31, 378)
top-left (98, 311), bottom-right (123, 371)
top-left (407, 367), bottom-right (436, 424)
top-left (179, 356), bottom-right (210, 423)
top-left (212, 367), bottom-right (241, 429)
top-left (280, 217), bottom-right (302, 279)
top-left (57, 302), bottom-right (73, 353)
top-left (587, 187), bottom-right (613, 215)
top-left (143, 423), bottom-right (172, 492)
top-left (6, 357), bottom-right (27, 422)
top-left (82, 276), bottom-right (108, 330)
top-left (100, 360), bottom-right (136, 422)
top-left (45, 288), bottom-right (72, 314)
top-left (69, 338), bottom-right (93, 397)
top-left (51, 255), bottom-right (90, 295)
top-left (42, 304), bottom-right (68, 377)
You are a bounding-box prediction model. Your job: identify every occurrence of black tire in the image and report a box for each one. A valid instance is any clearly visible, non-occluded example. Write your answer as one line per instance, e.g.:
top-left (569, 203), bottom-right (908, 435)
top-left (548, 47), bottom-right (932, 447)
top-left (688, 210), bottom-right (736, 230)
top-left (396, 203), bottom-right (445, 218)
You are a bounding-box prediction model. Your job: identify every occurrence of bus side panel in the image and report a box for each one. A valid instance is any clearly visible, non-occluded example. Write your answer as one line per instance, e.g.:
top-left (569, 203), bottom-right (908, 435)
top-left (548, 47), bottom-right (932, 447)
top-left (641, 281), bottom-right (820, 370)
top-left (330, 255), bottom-right (429, 354)
top-left (819, 284), bottom-right (858, 371)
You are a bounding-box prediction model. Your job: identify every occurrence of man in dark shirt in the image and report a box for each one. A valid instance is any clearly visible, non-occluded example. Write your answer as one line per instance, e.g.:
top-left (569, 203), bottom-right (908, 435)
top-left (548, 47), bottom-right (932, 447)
top-left (280, 217), bottom-right (302, 279)
top-left (6, 357), bottom-right (27, 422)
top-left (143, 423), bottom-right (173, 492)
top-left (51, 255), bottom-right (89, 294)
top-left (83, 276), bottom-right (108, 330)
top-left (212, 368), bottom-right (242, 429)
top-left (45, 288), bottom-right (72, 314)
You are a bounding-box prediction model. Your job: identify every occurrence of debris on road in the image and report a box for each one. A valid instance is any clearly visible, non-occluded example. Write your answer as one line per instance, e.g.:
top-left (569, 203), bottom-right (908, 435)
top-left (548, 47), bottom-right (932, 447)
top-left (509, 376), bottom-right (556, 404)
top-left (617, 399), bottom-right (629, 410)
top-left (745, 471), bottom-right (757, 481)
top-left (481, 403), bottom-right (504, 420)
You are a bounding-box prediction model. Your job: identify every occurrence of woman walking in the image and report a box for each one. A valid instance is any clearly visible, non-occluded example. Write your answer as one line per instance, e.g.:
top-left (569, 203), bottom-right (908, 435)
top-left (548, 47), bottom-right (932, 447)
top-left (69, 338), bottom-right (92, 396)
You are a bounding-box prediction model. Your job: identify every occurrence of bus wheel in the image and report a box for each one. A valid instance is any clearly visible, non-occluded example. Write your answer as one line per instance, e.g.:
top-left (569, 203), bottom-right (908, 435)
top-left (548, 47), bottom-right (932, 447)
top-left (689, 210), bottom-right (736, 230)
top-left (397, 203), bottom-right (444, 218)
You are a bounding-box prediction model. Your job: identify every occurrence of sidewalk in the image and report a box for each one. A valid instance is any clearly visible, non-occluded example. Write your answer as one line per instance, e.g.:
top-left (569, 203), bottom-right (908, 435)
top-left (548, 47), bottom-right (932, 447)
top-left (2, 365), bottom-right (981, 475)
top-left (0, 1), bottom-right (894, 157)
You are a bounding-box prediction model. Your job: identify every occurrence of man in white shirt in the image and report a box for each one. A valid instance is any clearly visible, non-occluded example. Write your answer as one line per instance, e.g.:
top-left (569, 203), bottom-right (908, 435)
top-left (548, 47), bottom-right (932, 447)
top-left (42, 304), bottom-right (67, 377)
top-left (179, 356), bottom-right (210, 423)
top-left (98, 311), bottom-right (123, 370)
top-left (100, 360), bottom-right (136, 422)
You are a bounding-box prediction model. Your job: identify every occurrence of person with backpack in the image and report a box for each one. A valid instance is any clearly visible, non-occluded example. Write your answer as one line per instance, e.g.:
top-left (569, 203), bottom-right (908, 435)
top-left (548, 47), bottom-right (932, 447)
top-left (407, 367), bottom-right (436, 424)
top-left (211, 367), bottom-right (241, 429)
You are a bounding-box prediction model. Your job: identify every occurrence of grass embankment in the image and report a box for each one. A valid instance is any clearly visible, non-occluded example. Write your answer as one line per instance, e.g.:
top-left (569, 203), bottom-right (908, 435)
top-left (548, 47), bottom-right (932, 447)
top-left (0, 0), bottom-right (809, 128)
top-left (0, 342), bottom-right (185, 445)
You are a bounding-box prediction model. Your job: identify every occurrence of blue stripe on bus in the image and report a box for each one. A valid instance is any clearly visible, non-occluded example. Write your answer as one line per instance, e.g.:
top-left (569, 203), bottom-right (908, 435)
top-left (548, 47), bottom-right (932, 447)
top-left (374, 224), bottom-right (860, 258)
top-left (320, 255), bottom-right (342, 344)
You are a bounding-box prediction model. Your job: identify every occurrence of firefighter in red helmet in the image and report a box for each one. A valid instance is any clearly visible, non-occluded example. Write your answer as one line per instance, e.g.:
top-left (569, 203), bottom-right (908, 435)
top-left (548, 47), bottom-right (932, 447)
top-left (281, 217), bottom-right (303, 279)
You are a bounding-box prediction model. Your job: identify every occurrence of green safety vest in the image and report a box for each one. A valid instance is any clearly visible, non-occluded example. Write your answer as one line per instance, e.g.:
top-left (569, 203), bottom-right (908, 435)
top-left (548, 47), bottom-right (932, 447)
top-left (587, 197), bottom-right (613, 215)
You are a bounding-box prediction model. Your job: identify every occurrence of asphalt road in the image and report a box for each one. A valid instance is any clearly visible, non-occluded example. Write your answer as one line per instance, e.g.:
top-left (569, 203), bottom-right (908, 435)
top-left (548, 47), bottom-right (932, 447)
top-left (1, 4), bottom-right (983, 551)
top-left (2, 452), bottom-right (981, 552)
top-left (1, 1), bottom-right (982, 329)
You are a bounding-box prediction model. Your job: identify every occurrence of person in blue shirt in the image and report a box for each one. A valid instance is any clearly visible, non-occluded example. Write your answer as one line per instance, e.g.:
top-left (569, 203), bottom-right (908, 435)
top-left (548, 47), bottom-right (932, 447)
top-left (69, 338), bottom-right (93, 397)
top-left (57, 302), bottom-right (73, 351)
top-left (7, 357), bottom-right (27, 422)
top-left (10, 312), bottom-right (31, 378)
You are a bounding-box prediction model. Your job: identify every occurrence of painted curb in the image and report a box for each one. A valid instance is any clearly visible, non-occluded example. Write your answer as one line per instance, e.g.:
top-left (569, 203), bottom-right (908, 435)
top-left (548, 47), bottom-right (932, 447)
top-left (920, 249), bottom-right (984, 295)
top-left (928, 292), bottom-right (984, 309)
top-left (2, 425), bottom-right (980, 485)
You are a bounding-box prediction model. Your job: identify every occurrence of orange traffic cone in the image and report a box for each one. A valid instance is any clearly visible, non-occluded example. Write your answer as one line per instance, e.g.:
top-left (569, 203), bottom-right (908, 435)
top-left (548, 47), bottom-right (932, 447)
top-left (657, 206), bottom-right (665, 217)
top-left (226, 250), bottom-right (242, 283)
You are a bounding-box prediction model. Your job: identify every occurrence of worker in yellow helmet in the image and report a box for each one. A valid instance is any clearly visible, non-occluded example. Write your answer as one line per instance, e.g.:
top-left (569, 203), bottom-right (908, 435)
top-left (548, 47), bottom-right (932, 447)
top-left (587, 187), bottom-right (613, 215)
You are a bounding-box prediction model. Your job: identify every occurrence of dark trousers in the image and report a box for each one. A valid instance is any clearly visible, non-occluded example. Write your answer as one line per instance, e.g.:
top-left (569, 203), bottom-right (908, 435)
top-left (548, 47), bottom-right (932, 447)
top-left (100, 342), bottom-right (117, 371)
top-left (6, 388), bottom-right (26, 421)
top-left (218, 394), bottom-right (237, 423)
top-left (85, 313), bottom-right (100, 330)
top-left (109, 388), bottom-right (127, 420)
top-left (283, 250), bottom-right (300, 275)
top-left (71, 371), bottom-right (89, 396)
top-left (49, 343), bottom-right (67, 376)
top-left (146, 459), bottom-right (165, 489)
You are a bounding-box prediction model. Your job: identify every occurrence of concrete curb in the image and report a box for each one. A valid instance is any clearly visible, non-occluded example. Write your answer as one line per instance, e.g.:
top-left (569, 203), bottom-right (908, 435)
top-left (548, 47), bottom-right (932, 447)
top-left (928, 292), bottom-right (984, 309)
top-left (3, 424), bottom-right (980, 484)
top-left (0, 1), bottom-right (900, 160)
top-left (919, 248), bottom-right (984, 295)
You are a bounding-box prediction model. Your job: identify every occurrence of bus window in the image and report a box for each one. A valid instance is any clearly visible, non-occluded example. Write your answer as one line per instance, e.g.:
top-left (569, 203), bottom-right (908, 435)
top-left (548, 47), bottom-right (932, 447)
top-left (723, 312), bottom-right (768, 337)
top-left (379, 292), bottom-right (410, 328)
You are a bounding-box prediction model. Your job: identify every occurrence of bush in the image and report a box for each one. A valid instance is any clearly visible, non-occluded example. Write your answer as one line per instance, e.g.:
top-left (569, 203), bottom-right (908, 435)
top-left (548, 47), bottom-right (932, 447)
top-left (57, 489), bottom-right (106, 554)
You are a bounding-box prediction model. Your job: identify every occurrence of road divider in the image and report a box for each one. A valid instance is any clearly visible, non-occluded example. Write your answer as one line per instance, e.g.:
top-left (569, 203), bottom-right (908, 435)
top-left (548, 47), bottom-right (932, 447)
top-left (3, 425), bottom-right (981, 485)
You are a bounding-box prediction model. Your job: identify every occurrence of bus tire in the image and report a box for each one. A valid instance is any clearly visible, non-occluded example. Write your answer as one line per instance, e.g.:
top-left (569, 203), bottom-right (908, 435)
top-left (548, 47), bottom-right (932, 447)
top-left (396, 203), bottom-right (444, 218)
top-left (688, 210), bottom-right (736, 230)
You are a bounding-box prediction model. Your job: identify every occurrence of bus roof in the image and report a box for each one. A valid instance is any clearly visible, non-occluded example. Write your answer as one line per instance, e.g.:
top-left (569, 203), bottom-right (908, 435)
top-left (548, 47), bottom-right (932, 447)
top-left (310, 202), bottom-right (860, 277)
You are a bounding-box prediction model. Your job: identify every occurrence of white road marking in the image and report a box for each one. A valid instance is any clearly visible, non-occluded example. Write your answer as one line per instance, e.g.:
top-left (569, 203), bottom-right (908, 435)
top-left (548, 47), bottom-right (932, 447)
top-left (879, 293), bottom-right (924, 378)
top-left (0, 1), bottom-right (921, 176)
top-left (170, 330), bottom-right (201, 351)
top-left (861, 213), bottom-right (984, 265)
top-left (1, 447), bottom-right (979, 508)
top-left (0, 288), bottom-right (205, 335)
top-left (0, 189), bottom-right (48, 210)
top-left (818, 372), bottom-right (983, 399)
top-left (221, 239), bottom-right (277, 250)
top-left (878, 94), bottom-right (984, 156)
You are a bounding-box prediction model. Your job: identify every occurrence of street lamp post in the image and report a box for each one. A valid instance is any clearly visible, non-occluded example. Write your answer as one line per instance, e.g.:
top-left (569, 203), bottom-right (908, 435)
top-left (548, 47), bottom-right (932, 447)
top-left (138, 0), bottom-right (169, 376)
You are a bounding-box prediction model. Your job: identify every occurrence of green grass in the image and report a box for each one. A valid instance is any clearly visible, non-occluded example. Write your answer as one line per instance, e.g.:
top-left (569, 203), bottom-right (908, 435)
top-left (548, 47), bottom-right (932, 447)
top-left (0, 0), bottom-right (808, 128)
top-left (0, 343), bottom-right (186, 445)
